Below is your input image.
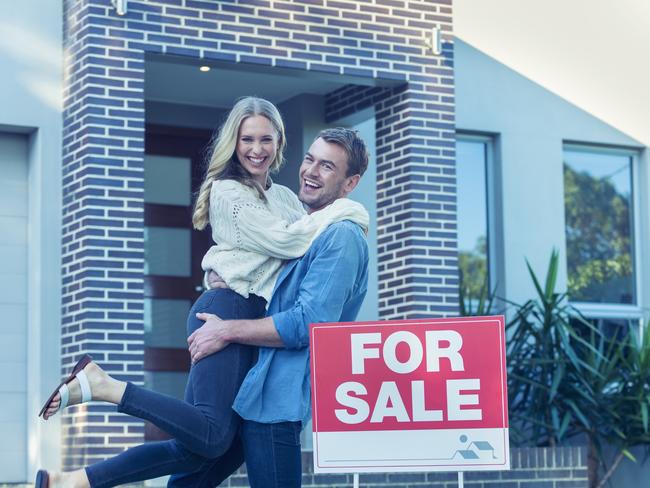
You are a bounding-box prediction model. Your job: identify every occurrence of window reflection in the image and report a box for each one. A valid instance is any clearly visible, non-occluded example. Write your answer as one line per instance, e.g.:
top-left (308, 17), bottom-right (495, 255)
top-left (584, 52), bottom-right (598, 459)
top-left (456, 138), bottom-right (489, 309)
top-left (144, 227), bottom-right (191, 277)
top-left (570, 317), bottom-right (636, 343)
top-left (563, 148), bottom-right (635, 304)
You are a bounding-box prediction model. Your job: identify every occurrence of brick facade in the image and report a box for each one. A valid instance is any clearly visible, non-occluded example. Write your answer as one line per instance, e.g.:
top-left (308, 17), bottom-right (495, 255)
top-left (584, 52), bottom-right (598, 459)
top-left (62, 0), bottom-right (148, 469)
top-left (61, 0), bottom-right (457, 475)
top-left (0, 449), bottom-right (588, 488)
top-left (211, 447), bottom-right (590, 487)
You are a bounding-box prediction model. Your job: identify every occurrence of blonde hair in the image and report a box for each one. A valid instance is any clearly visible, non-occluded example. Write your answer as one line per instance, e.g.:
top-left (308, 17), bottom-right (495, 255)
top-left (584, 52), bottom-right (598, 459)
top-left (192, 97), bottom-right (286, 230)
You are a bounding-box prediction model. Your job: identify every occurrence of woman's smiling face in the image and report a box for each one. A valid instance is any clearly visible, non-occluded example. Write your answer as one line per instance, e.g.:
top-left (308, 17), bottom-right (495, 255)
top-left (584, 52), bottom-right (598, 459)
top-left (235, 115), bottom-right (278, 186)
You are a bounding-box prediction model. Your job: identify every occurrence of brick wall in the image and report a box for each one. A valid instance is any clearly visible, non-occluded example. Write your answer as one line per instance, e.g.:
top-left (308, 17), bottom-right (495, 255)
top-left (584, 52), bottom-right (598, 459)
top-left (61, 0), bottom-right (148, 469)
top-left (0, 447), bottom-right (589, 487)
top-left (218, 447), bottom-right (590, 487)
top-left (61, 0), bottom-right (455, 471)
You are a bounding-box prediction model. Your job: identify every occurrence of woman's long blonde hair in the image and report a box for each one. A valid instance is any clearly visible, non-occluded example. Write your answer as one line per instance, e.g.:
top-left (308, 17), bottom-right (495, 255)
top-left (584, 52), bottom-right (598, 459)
top-left (192, 96), bottom-right (286, 230)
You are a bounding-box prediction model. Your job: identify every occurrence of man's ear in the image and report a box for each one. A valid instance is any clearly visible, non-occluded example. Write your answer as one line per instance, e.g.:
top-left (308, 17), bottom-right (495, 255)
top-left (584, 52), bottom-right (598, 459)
top-left (343, 174), bottom-right (361, 195)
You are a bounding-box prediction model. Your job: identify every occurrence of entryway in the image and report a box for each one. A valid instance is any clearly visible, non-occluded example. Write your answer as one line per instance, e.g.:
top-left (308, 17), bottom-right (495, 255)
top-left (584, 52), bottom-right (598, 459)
top-left (142, 56), bottom-right (380, 444)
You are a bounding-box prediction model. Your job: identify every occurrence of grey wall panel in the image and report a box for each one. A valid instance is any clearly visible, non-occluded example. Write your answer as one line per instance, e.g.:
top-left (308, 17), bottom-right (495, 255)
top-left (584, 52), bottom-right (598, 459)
top-left (0, 132), bottom-right (28, 482)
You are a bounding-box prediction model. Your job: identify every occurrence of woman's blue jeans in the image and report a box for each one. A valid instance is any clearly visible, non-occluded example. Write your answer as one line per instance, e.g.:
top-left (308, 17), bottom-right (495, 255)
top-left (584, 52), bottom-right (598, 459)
top-left (84, 289), bottom-right (266, 488)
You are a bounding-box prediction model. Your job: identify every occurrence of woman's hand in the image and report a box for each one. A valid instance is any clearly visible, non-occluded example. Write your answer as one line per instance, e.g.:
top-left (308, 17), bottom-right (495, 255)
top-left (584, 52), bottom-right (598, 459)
top-left (207, 270), bottom-right (228, 289)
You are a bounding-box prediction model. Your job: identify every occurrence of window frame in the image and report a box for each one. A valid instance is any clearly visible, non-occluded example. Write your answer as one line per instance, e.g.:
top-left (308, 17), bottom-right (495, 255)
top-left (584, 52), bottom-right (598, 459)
top-left (455, 131), bottom-right (500, 298)
top-left (562, 142), bottom-right (643, 320)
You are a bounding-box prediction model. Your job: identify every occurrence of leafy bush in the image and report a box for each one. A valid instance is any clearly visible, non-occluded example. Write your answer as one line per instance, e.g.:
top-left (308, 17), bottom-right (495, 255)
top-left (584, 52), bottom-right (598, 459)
top-left (505, 250), bottom-right (601, 447)
top-left (461, 250), bottom-right (650, 487)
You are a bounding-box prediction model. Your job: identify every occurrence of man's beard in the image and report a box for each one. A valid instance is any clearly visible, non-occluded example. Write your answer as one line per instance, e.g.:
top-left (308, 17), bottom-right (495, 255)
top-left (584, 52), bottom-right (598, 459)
top-left (298, 180), bottom-right (345, 212)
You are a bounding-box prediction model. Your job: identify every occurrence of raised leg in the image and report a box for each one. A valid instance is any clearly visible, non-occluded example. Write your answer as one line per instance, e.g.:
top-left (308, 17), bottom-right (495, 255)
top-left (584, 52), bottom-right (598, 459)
top-left (75, 289), bottom-right (265, 487)
top-left (167, 434), bottom-right (245, 488)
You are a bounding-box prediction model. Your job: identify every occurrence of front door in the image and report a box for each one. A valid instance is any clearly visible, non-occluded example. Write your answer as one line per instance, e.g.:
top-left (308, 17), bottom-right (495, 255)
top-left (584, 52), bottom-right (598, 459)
top-left (143, 125), bottom-right (212, 440)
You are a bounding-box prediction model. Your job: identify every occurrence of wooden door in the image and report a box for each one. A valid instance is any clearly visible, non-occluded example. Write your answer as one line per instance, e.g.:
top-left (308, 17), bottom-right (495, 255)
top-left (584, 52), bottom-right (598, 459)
top-left (143, 125), bottom-right (213, 440)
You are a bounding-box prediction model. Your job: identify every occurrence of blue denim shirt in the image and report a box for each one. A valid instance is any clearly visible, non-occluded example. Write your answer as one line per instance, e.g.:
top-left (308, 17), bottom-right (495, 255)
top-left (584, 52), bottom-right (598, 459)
top-left (233, 220), bottom-right (368, 425)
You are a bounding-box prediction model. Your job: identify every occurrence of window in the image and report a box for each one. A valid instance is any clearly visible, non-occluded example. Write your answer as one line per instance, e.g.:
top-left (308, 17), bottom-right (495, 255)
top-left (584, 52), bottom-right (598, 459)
top-left (572, 315), bottom-right (641, 337)
top-left (456, 134), bottom-right (494, 309)
top-left (563, 144), bottom-right (642, 327)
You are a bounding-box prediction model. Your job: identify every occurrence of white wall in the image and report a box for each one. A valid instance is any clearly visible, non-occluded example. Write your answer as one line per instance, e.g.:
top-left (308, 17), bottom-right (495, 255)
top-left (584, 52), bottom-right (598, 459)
top-left (0, 133), bottom-right (29, 482)
top-left (456, 38), bottom-right (650, 486)
top-left (0, 0), bottom-right (63, 480)
top-left (455, 38), bottom-right (645, 306)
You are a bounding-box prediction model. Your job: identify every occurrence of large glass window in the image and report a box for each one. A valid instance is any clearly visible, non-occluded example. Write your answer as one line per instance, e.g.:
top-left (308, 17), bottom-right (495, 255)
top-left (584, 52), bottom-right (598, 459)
top-left (563, 146), bottom-right (636, 305)
top-left (456, 135), bottom-right (491, 308)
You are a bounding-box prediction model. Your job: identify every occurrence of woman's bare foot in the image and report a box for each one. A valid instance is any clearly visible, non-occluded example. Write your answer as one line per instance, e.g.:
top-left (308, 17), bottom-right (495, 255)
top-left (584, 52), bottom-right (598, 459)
top-left (42, 362), bottom-right (127, 419)
top-left (48, 469), bottom-right (90, 488)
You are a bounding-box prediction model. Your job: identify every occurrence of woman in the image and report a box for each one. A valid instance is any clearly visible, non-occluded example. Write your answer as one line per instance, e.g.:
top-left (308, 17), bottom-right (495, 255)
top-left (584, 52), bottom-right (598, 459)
top-left (36, 97), bottom-right (368, 487)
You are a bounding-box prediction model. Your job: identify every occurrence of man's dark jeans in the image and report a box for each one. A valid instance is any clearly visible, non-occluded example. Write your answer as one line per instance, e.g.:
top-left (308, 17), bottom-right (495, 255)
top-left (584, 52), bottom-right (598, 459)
top-left (167, 419), bottom-right (303, 488)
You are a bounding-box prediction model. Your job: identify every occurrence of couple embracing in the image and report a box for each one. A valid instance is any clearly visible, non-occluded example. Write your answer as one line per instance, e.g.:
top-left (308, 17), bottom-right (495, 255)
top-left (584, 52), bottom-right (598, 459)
top-left (37, 97), bottom-right (371, 488)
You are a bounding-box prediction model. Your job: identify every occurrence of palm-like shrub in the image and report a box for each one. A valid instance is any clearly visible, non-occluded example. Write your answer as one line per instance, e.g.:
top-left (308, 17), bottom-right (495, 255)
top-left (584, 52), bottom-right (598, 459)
top-left (593, 330), bottom-right (650, 486)
top-left (506, 250), bottom-right (602, 447)
top-left (465, 250), bottom-right (650, 487)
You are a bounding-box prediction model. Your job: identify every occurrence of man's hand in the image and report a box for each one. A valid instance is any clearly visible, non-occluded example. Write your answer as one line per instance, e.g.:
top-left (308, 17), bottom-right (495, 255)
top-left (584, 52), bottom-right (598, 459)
top-left (207, 270), bottom-right (228, 289)
top-left (188, 312), bottom-right (230, 363)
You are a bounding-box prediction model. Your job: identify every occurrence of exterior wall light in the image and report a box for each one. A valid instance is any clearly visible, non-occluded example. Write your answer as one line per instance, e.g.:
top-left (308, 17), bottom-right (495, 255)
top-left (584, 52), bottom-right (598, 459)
top-left (426, 26), bottom-right (442, 56)
top-left (111, 0), bottom-right (128, 16)
top-left (199, 65), bottom-right (211, 72)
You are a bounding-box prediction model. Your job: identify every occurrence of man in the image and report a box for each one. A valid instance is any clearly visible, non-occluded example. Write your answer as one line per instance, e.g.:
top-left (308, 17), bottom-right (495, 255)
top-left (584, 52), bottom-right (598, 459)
top-left (170, 128), bottom-right (370, 487)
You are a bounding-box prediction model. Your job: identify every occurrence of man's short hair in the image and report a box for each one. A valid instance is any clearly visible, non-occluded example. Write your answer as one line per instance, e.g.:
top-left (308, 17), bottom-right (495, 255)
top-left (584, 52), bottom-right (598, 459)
top-left (317, 127), bottom-right (369, 177)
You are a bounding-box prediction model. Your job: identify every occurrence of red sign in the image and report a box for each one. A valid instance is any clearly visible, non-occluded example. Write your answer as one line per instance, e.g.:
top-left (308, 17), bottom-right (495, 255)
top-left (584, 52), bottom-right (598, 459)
top-left (309, 316), bottom-right (509, 473)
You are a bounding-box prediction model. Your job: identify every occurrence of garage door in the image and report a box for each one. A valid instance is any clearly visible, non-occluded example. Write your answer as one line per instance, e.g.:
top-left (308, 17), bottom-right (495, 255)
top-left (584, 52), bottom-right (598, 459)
top-left (0, 132), bottom-right (28, 481)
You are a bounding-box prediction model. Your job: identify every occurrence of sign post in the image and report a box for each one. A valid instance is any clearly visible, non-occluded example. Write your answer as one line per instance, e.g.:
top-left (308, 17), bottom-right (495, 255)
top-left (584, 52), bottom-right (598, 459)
top-left (309, 316), bottom-right (509, 480)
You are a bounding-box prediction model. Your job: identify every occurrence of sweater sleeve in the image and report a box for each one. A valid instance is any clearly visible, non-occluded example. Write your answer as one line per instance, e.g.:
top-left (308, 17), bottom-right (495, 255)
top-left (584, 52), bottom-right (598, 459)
top-left (209, 180), bottom-right (369, 260)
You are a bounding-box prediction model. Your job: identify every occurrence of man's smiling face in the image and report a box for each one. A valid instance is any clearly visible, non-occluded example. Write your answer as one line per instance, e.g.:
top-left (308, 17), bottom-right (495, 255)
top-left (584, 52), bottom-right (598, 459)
top-left (298, 137), bottom-right (357, 213)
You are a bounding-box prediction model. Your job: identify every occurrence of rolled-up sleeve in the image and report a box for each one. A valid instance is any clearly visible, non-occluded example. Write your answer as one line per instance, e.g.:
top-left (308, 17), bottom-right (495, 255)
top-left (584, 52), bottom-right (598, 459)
top-left (271, 224), bottom-right (366, 349)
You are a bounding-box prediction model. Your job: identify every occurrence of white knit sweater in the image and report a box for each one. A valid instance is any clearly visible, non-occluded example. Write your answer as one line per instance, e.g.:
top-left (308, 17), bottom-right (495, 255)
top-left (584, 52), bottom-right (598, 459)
top-left (201, 179), bottom-right (369, 302)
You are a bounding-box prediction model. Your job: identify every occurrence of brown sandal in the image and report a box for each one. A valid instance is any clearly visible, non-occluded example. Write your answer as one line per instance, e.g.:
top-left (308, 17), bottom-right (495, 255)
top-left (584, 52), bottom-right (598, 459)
top-left (38, 354), bottom-right (93, 418)
top-left (34, 469), bottom-right (49, 487)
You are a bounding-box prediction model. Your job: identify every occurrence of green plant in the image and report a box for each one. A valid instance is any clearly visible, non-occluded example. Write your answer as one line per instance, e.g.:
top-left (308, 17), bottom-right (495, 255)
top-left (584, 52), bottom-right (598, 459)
top-left (506, 250), bottom-right (602, 447)
top-left (505, 250), bottom-right (650, 487)
top-left (592, 328), bottom-right (650, 487)
top-left (571, 319), bottom-right (630, 487)
top-left (458, 270), bottom-right (498, 317)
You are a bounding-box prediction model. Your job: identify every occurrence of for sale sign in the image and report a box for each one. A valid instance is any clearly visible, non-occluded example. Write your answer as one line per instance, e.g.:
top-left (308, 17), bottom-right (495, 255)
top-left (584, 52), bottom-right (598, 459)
top-left (309, 316), bottom-right (509, 473)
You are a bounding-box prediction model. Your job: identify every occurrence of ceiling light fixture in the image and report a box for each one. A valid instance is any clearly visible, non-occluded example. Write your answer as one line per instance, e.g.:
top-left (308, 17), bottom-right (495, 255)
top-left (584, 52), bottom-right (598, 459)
top-left (199, 65), bottom-right (211, 72)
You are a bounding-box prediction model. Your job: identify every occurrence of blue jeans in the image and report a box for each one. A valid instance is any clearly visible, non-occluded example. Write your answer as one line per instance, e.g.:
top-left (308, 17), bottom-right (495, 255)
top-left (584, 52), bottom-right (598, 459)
top-left (84, 289), bottom-right (266, 488)
top-left (168, 419), bottom-right (303, 488)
